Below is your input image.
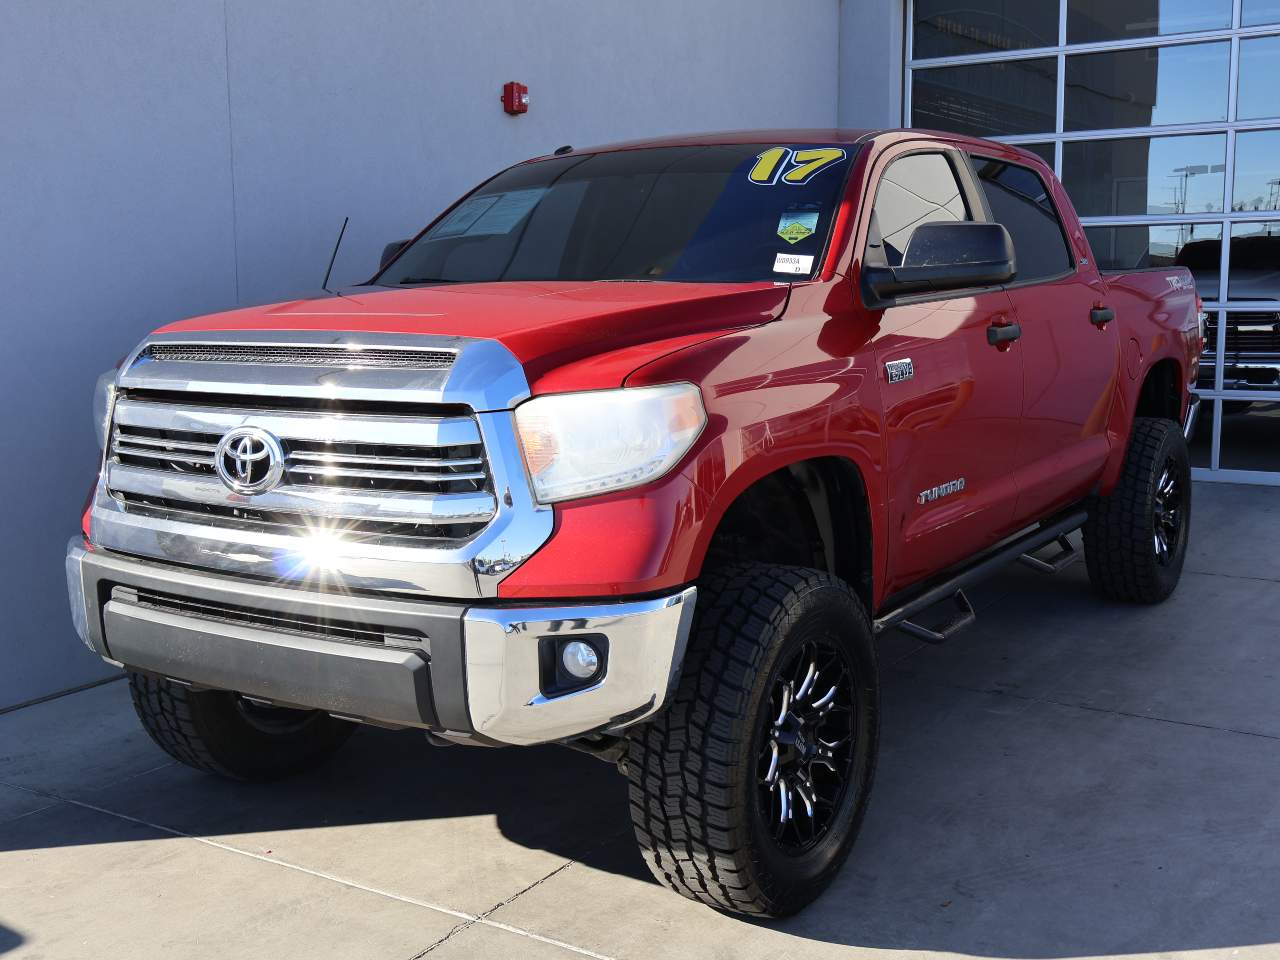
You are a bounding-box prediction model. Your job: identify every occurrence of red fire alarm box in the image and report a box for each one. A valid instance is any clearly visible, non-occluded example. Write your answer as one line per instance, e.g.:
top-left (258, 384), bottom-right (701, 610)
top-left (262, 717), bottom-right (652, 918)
top-left (502, 81), bottom-right (529, 115)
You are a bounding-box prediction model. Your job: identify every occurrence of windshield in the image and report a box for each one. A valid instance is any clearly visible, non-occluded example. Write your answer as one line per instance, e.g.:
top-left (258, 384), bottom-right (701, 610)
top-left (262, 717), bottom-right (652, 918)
top-left (375, 143), bottom-right (856, 286)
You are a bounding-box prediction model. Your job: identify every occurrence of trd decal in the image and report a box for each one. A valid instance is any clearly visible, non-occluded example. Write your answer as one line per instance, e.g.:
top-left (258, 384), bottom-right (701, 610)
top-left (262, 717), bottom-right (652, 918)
top-left (917, 478), bottom-right (966, 505)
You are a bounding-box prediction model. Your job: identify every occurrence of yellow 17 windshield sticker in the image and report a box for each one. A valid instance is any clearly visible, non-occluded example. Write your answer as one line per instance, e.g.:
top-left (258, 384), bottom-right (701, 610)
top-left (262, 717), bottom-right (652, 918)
top-left (748, 146), bottom-right (847, 185)
top-left (777, 210), bottom-right (819, 244)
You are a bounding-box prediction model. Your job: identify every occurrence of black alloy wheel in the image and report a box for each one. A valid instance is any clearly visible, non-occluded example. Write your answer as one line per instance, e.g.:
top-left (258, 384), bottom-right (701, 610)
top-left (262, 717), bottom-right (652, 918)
top-left (1083, 416), bottom-right (1191, 603)
top-left (757, 638), bottom-right (857, 852)
top-left (1152, 456), bottom-right (1185, 566)
top-left (627, 563), bottom-right (880, 916)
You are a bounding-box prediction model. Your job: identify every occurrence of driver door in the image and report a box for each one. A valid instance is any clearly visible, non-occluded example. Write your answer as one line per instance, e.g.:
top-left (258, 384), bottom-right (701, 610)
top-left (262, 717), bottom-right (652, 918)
top-left (866, 147), bottom-right (1024, 596)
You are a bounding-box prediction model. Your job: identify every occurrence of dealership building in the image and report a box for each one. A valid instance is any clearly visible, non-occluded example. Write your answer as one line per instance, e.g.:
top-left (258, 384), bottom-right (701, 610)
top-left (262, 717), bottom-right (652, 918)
top-left (4, 0), bottom-right (1278, 708)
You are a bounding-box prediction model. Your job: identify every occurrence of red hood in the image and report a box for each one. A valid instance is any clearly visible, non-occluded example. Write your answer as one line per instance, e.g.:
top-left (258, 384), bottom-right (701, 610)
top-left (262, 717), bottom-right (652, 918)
top-left (159, 281), bottom-right (789, 392)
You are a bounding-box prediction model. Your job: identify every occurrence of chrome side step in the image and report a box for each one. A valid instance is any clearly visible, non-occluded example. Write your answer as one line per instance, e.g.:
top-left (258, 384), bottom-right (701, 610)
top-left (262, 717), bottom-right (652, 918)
top-left (873, 509), bottom-right (1088, 641)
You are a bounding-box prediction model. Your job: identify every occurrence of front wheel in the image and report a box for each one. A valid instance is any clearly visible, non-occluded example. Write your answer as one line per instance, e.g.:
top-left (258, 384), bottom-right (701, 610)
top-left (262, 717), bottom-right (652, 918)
top-left (1084, 416), bottom-right (1191, 603)
top-left (625, 563), bottom-right (879, 917)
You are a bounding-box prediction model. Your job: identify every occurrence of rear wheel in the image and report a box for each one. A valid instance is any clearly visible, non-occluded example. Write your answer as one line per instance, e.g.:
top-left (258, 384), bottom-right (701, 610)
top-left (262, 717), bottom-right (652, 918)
top-left (129, 672), bottom-right (356, 781)
top-left (1084, 417), bottom-right (1191, 603)
top-left (626, 563), bottom-right (879, 917)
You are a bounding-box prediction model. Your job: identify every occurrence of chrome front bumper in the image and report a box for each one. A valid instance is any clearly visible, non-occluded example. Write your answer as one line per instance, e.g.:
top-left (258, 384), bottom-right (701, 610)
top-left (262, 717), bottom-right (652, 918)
top-left (66, 538), bottom-right (696, 746)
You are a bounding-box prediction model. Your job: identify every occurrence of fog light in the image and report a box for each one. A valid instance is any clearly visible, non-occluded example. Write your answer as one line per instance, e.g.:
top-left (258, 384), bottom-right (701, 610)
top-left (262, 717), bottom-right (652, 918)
top-left (561, 640), bottom-right (600, 680)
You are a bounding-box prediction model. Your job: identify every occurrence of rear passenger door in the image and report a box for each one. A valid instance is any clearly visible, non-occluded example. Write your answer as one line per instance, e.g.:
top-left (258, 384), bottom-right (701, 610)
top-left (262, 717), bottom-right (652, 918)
top-left (866, 148), bottom-right (1024, 596)
top-left (965, 152), bottom-right (1118, 525)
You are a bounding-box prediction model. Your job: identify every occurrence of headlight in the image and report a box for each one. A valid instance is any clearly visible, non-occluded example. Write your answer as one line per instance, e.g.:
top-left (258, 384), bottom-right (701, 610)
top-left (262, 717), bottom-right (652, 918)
top-left (514, 383), bottom-right (706, 504)
top-left (92, 368), bottom-right (117, 450)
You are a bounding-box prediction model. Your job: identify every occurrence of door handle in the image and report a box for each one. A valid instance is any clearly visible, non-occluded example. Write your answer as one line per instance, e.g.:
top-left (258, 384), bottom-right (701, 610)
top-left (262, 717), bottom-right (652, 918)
top-left (987, 321), bottom-right (1022, 347)
top-left (1090, 306), bottom-right (1115, 327)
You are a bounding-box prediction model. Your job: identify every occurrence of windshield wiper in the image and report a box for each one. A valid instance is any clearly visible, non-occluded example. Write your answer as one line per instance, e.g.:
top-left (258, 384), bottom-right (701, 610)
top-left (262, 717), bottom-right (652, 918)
top-left (397, 277), bottom-right (463, 285)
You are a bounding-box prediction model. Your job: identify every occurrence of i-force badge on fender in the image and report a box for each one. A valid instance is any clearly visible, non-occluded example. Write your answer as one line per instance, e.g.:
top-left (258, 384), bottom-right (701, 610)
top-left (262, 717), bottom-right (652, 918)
top-left (885, 358), bottom-right (914, 383)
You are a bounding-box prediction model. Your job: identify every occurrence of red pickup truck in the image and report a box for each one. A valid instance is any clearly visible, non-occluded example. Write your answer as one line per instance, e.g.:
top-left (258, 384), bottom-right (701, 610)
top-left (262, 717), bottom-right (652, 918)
top-left (67, 128), bottom-right (1202, 917)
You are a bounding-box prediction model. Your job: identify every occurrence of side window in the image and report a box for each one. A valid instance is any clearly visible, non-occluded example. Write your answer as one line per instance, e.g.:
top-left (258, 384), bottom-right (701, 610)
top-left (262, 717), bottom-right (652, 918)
top-left (866, 152), bottom-right (970, 267)
top-left (970, 157), bottom-right (1074, 282)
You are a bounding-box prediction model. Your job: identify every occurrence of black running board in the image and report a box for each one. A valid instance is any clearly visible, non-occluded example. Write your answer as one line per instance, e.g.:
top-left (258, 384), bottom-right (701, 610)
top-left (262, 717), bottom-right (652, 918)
top-left (873, 509), bottom-right (1088, 640)
top-left (1018, 534), bottom-right (1079, 574)
top-left (896, 589), bottom-right (976, 644)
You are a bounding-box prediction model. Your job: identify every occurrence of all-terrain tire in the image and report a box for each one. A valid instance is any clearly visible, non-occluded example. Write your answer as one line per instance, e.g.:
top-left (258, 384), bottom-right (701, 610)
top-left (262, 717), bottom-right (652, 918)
top-left (1083, 416), bottom-right (1191, 604)
top-left (129, 673), bottom-right (356, 781)
top-left (625, 563), bottom-right (879, 917)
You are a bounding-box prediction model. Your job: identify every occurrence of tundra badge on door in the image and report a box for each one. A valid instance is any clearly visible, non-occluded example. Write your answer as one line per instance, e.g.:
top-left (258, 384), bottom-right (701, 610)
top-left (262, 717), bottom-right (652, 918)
top-left (918, 478), bottom-right (966, 505)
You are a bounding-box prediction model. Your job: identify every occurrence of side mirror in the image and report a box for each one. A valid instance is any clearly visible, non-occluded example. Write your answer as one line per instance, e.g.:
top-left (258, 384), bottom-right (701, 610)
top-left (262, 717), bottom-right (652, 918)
top-left (380, 239), bottom-right (410, 270)
top-left (863, 221), bottom-right (1015, 302)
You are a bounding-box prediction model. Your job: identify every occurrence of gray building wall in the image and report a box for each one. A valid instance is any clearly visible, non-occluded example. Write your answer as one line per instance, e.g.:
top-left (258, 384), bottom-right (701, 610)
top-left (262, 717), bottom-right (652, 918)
top-left (1, 0), bottom-right (898, 709)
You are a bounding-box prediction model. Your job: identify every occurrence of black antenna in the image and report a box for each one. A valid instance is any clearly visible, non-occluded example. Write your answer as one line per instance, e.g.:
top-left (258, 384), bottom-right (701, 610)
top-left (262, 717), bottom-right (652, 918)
top-left (322, 216), bottom-right (349, 295)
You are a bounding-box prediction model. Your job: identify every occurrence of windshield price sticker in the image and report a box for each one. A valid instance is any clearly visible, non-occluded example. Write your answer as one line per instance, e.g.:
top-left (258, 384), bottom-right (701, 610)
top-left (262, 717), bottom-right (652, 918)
top-left (773, 252), bottom-right (815, 275)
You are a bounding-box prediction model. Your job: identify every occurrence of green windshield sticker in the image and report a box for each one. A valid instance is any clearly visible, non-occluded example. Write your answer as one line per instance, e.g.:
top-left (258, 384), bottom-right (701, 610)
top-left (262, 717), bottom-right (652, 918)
top-left (777, 210), bottom-right (819, 245)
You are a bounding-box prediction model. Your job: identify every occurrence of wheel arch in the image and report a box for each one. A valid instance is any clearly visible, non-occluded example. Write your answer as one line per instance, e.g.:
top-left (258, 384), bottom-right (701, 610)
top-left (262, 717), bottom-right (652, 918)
top-left (699, 455), bottom-right (875, 612)
top-left (1135, 357), bottom-right (1184, 422)
top-left (1100, 352), bottom-right (1188, 494)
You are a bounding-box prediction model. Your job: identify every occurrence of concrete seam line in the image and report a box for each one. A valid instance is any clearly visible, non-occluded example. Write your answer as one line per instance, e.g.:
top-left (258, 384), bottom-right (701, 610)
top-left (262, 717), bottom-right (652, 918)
top-left (0, 780), bottom-right (615, 960)
top-left (1185, 567), bottom-right (1280, 585)
top-left (407, 865), bottom-right (583, 960)
top-left (0, 801), bottom-right (60, 828)
top-left (929, 681), bottom-right (1280, 742)
top-left (0, 674), bottom-right (125, 717)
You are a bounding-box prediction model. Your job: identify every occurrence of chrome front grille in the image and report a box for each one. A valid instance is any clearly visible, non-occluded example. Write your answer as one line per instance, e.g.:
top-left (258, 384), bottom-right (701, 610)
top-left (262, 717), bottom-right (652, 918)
top-left (106, 392), bottom-right (496, 542)
top-left (1205, 313), bottom-right (1280, 356)
top-left (144, 343), bottom-right (456, 368)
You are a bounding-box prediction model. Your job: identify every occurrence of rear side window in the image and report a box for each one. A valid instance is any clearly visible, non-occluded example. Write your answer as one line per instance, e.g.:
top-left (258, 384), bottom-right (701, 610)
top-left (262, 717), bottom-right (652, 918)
top-left (866, 152), bottom-right (970, 268)
top-left (969, 157), bottom-right (1074, 282)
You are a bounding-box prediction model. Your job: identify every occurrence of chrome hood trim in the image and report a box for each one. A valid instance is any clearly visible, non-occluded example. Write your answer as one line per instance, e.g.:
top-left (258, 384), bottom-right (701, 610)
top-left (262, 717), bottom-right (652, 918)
top-left (118, 328), bottom-right (532, 412)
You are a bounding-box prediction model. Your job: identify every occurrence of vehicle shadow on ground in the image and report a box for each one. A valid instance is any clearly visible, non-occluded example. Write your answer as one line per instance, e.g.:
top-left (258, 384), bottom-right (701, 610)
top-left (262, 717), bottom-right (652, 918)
top-left (7, 550), bottom-right (1280, 958)
top-left (9, 657), bottom-right (1280, 960)
top-left (0, 925), bottom-right (23, 956)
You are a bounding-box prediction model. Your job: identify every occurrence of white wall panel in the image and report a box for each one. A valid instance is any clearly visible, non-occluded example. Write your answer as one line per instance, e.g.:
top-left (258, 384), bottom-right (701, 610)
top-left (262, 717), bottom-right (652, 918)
top-left (0, 0), bottom-right (855, 708)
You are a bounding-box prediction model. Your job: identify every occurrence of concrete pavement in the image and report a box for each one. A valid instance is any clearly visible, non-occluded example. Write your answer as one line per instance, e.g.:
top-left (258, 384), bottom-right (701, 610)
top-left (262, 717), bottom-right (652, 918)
top-left (3, 481), bottom-right (1279, 959)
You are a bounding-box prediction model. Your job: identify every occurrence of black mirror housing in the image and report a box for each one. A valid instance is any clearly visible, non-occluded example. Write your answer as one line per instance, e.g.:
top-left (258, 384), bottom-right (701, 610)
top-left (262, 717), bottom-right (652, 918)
top-left (864, 221), bottom-right (1016, 303)
top-left (380, 239), bottom-right (410, 270)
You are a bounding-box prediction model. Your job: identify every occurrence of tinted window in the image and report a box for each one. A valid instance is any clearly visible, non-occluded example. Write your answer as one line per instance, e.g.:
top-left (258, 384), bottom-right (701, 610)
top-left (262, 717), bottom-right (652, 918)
top-left (1067, 0), bottom-right (1230, 43)
top-left (971, 158), bottom-right (1074, 282)
top-left (913, 0), bottom-right (1058, 59)
top-left (911, 58), bottom-right (1057, 137)
top-left (1085, 223), bottom-right (1222, 298)
top-left (1064, 42), bottom-right (1229, 130)
top-left (1238, 36), bottom-right (1280, 121)
top-left (377, 144), bottom-right (854, 285)
top-left (1243, 0), bottom-right (1280, 25)
top-left (866, 153), bottom-right (970, 268)
top-left (1062, 133), bottom-right (1226, 217)
top-left (1229, 222), bottom-right (1280, 301)
top-left (1233, 130), bottom-right (1280, 212)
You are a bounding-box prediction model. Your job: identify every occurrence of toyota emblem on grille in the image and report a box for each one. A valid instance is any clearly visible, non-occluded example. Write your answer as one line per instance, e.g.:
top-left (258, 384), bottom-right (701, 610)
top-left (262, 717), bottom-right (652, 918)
top-left (214, 426), bottom-right (285, 495)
